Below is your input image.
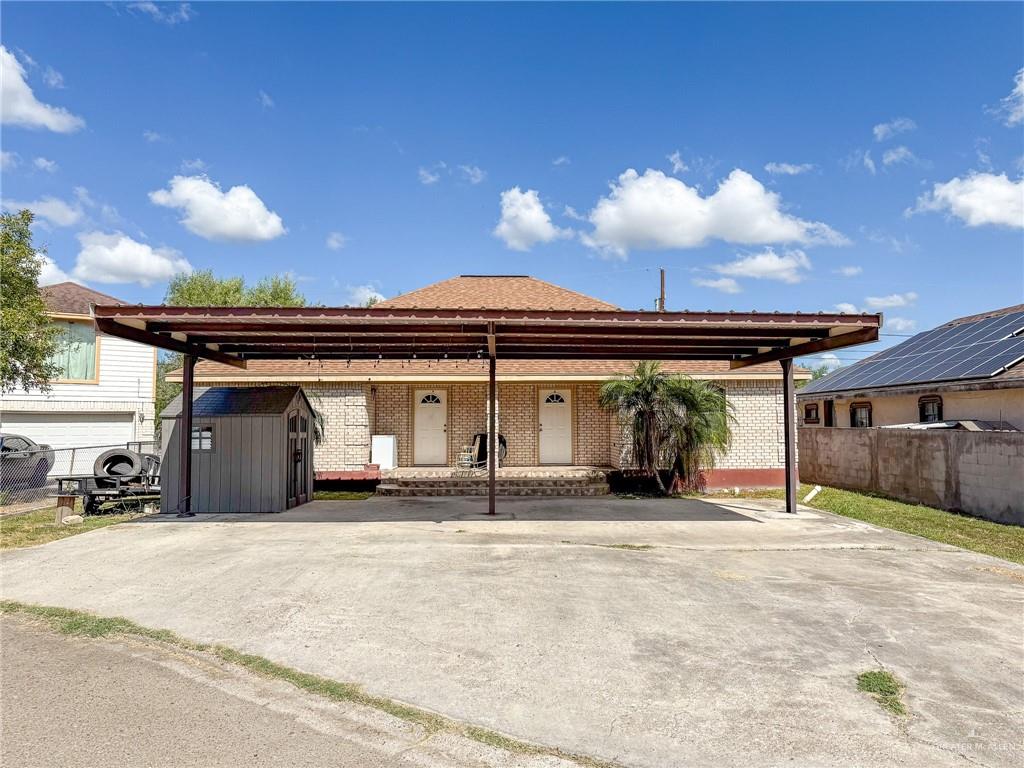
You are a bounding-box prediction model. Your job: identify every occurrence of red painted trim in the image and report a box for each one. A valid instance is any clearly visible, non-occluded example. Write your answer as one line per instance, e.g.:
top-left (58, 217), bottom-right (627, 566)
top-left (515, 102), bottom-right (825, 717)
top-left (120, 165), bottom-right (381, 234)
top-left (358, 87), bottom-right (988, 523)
top-left (703, 468), bottom-right (791, 489)
top-left (316, 465), bottom-right (381, 482)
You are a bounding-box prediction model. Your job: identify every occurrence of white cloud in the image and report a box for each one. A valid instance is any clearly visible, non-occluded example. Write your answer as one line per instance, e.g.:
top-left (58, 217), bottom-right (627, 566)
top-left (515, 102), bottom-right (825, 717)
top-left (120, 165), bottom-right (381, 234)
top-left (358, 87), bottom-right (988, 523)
top-left (1, 195), bottom-right (83, 227)
top-left (813, 352), bottom-right (843, 371)
top-left (42, 66), bottom-right (64, 89)
top-left (33, 156), bottom-right (57, 173)
top-left (562, 205), bottom-right (585, 221)
top-left (493, 187), bottom-right (572, 251)
top-left (418, 166), bottom-right (441, 185)
top-left (882, 145), bottom-right (920, 167)
top-left (865, 292), bottom-right (918, 309)
top-left (0, 46), bottom-right (84, 133)
top-left (764, 162), bottom-right (815, 176)
top-left (345, 283), bottom-right (385, 306)
top-left (73, 231), bottom-right (192, 286)
top-left (844, 149), bottom-right (877, 175)
top-left (258, 90), bottom-right (274, 109)
top-left (667, 150), bottom-right (688, 174)
top-left (692, 277), bottom-right (741, 294)
top-left (37, 255), bottom-right (73, 286)
top-left (583, 168), bottom-right (847, 258)
top-left (149, 175), bottom-right (286, 241)
top-left (835, 265), bottom-right (862, 277)
top-left (1, 150), bottom-right (20, 170)
top-left (910, 173), bottom-right (1024, 229)
top-left (873, 117), bottom-right (916, 142)
top-left (180, 158), bottom-right (206, 172)
top-left (326, 231), bottom-right (347, 250)
top-left (459, 165), bottom-right (486, 184)
top-left (552, 156), bottom-right (571, 166)
top-left (713, 247), bottom-right (812, 284)
top-left (886, 317), bottom-right (917, 333)
top-left (834, 302), bottom-right (860, 314)
top-left (143, 129), bottom-right (165, 143)
top-left (128, 2), bottom-right (194, 25)
top-left (994, 67), bottom-right (1024, 127)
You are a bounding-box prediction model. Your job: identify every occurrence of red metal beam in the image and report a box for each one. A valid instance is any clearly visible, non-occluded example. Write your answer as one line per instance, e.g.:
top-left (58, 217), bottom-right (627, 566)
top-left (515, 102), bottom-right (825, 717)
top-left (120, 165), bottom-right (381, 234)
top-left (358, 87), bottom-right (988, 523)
top-left (729, 327), bottom-right (879, 368)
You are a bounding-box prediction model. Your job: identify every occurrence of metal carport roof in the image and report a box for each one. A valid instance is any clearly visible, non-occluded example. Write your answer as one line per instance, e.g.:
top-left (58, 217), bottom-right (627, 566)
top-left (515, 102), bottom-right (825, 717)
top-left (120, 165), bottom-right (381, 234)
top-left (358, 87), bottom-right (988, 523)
top-left (91, 303), bottom-right (882, 517)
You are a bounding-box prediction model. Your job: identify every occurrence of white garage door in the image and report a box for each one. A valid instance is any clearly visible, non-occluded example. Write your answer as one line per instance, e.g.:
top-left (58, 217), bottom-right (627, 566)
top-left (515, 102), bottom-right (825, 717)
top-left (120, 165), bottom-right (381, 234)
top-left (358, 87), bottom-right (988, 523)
top-left (1, 413), bottom-right (135, 476)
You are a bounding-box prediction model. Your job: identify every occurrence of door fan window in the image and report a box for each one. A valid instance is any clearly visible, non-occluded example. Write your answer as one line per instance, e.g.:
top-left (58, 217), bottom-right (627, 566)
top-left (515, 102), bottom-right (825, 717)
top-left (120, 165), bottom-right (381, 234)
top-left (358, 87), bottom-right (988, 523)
top-left (420, 393), bottom-right (442, 405)
top-left (544, 393), bottom-right (566, 404)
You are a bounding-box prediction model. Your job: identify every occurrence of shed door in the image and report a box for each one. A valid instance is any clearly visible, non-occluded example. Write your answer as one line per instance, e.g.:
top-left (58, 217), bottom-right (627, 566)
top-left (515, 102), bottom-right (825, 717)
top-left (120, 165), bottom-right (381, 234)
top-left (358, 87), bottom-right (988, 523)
top-left (414, 390), bottom-right (447, 465)
top-left (287, 410), bottom-right (310, 508)
top-left (539, 389), bottom-right (572, 464)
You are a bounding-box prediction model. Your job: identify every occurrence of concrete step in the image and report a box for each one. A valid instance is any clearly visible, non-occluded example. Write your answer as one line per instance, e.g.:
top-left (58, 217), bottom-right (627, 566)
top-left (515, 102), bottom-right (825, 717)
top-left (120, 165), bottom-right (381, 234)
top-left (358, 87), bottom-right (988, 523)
top-left (375, 483), bottom-right (611, 497)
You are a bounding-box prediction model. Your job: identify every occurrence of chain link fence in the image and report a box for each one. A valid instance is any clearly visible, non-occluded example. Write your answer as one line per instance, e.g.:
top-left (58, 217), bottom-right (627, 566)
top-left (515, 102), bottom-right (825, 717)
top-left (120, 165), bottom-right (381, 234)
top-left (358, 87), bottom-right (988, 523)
top-left (0, 441), bottom-right (158, 513)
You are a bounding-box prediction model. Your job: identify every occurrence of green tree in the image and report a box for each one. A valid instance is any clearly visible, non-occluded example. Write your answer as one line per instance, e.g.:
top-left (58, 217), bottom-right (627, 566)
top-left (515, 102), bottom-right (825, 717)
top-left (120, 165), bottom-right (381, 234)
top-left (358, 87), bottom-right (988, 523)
top-left (155, 270), bottom-right (309, 432)
top-left (599, 361), bottom-right (734, 495)
top-left (0, 211), bottom-right (62, 393)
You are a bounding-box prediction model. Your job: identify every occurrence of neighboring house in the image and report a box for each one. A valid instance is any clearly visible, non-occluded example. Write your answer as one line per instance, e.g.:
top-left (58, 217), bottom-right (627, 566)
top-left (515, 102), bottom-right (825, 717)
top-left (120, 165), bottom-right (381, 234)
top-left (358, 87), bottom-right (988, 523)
top-left (798, 304), bottom-right (1024, 430)
top-left (168, 275), bottom-right (808, 488)
top-left (0, 282), bottom-right (157, 470)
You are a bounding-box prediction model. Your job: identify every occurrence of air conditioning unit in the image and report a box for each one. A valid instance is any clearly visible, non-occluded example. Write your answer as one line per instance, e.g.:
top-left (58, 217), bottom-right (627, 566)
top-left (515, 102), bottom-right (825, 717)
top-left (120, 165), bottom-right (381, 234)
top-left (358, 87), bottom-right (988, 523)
top-left (370, 435), bottom-right (397, 470)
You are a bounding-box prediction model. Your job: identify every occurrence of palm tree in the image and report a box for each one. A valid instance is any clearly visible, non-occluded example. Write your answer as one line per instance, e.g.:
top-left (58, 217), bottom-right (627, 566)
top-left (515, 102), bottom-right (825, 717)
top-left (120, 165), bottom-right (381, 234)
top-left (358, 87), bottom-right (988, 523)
top-left (663, 377), bottom-right (733, 494)
top-left (599, 362), bottom-right (734, 495)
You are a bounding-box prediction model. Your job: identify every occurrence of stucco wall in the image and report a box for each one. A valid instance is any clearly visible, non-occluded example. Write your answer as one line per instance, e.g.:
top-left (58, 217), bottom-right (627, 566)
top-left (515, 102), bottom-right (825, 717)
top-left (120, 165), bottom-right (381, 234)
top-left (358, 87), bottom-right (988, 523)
top-left (800, 387), bottom-right (1024, 429)
top-left (799, 426), bottom-right (1023, 525)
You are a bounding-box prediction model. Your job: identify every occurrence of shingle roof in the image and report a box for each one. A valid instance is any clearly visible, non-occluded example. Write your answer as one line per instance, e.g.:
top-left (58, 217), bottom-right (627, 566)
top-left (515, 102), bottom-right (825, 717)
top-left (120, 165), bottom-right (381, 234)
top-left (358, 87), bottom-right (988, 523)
top-left (376, 275), bottom-right (620, 311)
top-left (944, 303), bottom-right (1024, 326)
top-left (41, 282), bottom-right (126, 316)
top-left (161, 386), bottom-right (307, 418)
top-left (174, 358), bottom-right (802, 380)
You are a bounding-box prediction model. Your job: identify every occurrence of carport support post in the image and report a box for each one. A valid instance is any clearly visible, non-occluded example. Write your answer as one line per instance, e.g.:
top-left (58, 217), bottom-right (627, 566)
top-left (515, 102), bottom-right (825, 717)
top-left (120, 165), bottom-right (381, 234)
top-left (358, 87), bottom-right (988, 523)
top-left (488, 352), bottom-right (497, 516)
top-left (781, 357), bottom-right (798, 514)
top-left (177, 354), bottom-right (195, 517)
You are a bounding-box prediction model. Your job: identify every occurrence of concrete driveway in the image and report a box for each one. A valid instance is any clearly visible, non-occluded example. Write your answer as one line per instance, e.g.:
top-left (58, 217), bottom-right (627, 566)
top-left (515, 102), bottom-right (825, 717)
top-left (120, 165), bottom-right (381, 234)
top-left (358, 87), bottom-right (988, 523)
top-left (2, 496), bottom-right (1021, 767)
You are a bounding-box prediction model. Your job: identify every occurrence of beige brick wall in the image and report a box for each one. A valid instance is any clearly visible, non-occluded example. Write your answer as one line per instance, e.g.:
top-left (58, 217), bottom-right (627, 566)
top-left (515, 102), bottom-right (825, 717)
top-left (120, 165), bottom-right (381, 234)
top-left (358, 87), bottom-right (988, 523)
top-left (717, 380), bottom-right (786, 470)
top-left (204, 377), bottom-right (787, 473)
top-left (500, 383), bottom-right (538, 465)
top-left (574, 383), bottom-right (612, 465)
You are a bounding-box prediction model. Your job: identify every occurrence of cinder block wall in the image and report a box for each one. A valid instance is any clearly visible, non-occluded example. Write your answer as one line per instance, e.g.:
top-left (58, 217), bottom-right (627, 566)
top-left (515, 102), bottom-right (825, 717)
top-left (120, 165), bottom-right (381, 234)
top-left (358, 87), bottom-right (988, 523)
top-left (799, 426), bottom-right (1024, 525)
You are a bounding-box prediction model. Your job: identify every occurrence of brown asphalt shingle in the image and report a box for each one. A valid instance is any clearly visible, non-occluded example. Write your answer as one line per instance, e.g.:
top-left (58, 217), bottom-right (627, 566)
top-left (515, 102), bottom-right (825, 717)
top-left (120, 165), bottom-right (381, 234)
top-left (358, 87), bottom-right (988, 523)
top-left (41, 282), bottom-right (126, 315)
top-left (376, 275), bottom-right (620, 311)
top-left (180, 358), bottom-right (797, 379)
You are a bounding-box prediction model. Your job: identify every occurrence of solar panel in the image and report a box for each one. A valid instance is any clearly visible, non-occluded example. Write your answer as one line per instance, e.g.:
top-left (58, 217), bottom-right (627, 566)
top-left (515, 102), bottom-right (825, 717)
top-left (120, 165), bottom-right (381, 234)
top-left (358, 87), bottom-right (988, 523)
top-left (801, 309), bottom-right (1024, 394)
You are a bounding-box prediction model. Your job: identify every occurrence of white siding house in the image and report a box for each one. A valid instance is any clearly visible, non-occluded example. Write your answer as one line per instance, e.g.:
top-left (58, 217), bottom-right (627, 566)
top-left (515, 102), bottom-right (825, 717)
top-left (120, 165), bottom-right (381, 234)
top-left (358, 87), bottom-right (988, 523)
top-left (0, 283), bottom-right (156, 468)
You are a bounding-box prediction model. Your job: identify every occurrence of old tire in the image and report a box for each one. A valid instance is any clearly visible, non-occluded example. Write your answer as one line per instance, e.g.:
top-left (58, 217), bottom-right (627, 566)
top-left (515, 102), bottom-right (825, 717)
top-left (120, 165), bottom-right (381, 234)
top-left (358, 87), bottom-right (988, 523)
top-left (94, 449), bottom-right (143, 479)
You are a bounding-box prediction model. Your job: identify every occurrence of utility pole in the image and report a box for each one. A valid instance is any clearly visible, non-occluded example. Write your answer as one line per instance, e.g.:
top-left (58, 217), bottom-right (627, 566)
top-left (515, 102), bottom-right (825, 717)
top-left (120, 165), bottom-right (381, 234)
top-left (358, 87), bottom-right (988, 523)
top-left (658, 268), bottom-right (666, 312)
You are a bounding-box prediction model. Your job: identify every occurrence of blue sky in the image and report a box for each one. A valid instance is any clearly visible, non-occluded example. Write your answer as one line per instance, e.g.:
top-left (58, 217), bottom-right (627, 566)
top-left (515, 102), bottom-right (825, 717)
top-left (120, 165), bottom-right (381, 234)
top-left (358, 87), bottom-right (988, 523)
top-left (2, 2), bottom-right (1022, 368)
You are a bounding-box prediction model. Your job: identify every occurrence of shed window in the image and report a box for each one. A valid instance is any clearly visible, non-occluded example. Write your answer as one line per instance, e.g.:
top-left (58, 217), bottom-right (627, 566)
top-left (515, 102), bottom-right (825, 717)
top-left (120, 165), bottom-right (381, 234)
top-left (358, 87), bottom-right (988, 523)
top-left (919, 396), bottom-right (943, 423)
top-left (191, 425), bottom-right (214, 451)
top-left (850, 402), bottom-right (872, 428)
top-left (803, 403), bottom-right (820, 424)
top-left (48, 321), bottom-right (97, 381)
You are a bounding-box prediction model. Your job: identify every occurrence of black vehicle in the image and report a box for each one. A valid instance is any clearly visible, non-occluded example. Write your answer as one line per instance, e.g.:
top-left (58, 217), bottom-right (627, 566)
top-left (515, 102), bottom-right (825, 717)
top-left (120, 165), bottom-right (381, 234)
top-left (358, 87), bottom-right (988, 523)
top-left (0, 433), bottom-right (56, 489)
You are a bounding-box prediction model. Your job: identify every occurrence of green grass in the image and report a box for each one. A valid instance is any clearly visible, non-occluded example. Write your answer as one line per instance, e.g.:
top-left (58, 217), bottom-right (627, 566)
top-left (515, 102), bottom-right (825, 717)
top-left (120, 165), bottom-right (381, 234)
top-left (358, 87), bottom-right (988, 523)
top-left (0, 507), bottom-right (144, 550)
top-left (715, 483), bottom-right (1024, 565)
top-left (0, 600), bottom-right (618, 767)
top-left (313, 490), bottom-right (374, 501)
top-left (857, 669), bottom-right (908, 716)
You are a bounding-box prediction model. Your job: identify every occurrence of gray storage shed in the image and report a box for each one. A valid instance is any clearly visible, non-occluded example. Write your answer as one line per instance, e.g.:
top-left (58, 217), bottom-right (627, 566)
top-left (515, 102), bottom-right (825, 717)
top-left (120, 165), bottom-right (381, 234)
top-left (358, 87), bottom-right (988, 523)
top-left (160, 386), bottom-right (315, 514)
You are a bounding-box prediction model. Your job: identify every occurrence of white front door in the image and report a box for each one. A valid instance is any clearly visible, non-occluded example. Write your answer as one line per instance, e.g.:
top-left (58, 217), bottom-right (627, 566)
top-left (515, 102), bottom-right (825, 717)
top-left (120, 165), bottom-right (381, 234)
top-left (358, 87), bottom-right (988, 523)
top-left (414, 390), bottom-right (447, 465)
top-left (538, 389), bottom-right (572, 464)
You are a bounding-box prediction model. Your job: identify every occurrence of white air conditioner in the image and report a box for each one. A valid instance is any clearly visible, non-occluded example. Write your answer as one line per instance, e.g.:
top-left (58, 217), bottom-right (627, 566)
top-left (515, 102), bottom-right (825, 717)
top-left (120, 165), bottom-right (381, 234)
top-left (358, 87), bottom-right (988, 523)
top-left (371, 435), bottom-right (397, 470)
